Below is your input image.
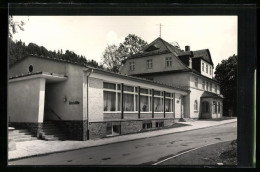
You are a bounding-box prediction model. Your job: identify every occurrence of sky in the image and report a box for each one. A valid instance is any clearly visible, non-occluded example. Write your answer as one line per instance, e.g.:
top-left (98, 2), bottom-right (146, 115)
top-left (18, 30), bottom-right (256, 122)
top-left (12, 16), bottom-right (237, 70)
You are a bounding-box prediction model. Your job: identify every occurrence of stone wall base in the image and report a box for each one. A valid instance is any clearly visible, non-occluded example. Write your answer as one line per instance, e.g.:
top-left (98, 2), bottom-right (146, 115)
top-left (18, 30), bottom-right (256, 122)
top-left (54, 120), bottom-right (88, 141)
top-left (89, 118), bottom-right (178, 140)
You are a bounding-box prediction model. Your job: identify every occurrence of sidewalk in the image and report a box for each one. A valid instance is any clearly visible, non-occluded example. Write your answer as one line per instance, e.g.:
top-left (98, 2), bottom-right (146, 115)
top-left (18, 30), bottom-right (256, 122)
top-left (8, 118), bottom-right (237, 161)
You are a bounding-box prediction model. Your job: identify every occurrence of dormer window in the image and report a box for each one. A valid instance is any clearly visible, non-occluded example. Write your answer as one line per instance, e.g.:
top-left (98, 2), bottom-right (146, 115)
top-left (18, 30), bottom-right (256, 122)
top-left (215, 84), bottom-right (217, 93)
top-left (129, 62), bottom-right (135, 71)
top-left (202, 63), bottom-right (204, 72)
top-left (166, 57), bottom-right (172, 67)
top-left (147, 59), bottom-right (153, 69)
top-left (210, 82), bottom-right (212, 91)
top-left (206, 65), bottom-right (208, 73)
top-left (210, 66), bottom-right (212, 75)
top-left (202, 80), bottom-right (205, 90)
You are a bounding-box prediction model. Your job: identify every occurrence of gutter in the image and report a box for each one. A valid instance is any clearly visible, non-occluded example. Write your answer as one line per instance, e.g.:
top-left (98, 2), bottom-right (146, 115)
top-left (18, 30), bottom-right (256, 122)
top-left (85, 69), bottom-right (93, 140)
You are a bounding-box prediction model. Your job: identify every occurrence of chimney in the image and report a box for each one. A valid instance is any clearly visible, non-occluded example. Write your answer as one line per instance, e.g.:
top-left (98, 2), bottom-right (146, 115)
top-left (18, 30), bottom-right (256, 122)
top-left (185, 45), bottom-right (190, 51)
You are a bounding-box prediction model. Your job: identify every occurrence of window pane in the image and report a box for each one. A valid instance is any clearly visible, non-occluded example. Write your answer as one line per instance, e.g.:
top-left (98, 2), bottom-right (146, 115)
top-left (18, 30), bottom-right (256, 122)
top-left (104, 82), bottom-right (116, 90)
top-left (104, 91), bottom-right (116, 111)
top-left (140, 88), bottom-right (148, 94)
top-left (154, 90), bottom-right (161, 96)
top-left (165, 98), bottom-right (172, 112)
top-left (154, 97), bottom-right (163, 112)
top-left (140, 95), bottom-right (149, 112)
top-left (117, 93), bottom-right (121, 111)
top-left (124, 85), bottom-right (134, 92)
top-left (123, 93), bottom-right (134, 111)
top-left (165, 92), bottom-right (171, 97)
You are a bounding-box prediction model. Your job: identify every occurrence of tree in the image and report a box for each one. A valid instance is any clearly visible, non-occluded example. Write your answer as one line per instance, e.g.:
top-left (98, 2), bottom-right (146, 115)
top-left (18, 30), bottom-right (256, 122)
top-left (101, 34), bottom-right (147, 72)
top-left (101, 44), bottom-right (121, 72)
top-left (117, 34), bottom-right (148, 63)
top-left (8, 16), bottom-right (26, 39)
top-left (214, 54), bottom-right (237, 116)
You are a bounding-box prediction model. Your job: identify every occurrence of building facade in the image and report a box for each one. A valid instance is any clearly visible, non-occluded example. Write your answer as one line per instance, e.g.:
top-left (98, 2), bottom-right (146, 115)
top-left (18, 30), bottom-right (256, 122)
top-left (120, 37), bottom-right (223, 119)
top-left (8, 37), bottom-right (223, 141)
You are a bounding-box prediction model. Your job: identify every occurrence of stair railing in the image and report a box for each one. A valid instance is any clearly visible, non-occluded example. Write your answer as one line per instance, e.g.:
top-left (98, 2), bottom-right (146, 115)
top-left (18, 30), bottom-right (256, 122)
top-left (50, 108), bottom-right (62, 120)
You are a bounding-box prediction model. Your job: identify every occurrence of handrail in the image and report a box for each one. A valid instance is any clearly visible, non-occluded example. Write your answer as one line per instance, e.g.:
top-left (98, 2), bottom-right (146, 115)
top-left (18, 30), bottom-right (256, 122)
top-left (50, 108), bottom-right (62, 120)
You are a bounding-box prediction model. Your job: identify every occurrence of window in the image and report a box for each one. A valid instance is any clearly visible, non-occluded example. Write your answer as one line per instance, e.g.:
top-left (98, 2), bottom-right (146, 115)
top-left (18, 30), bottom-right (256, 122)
top-left (210, 66), bottom-right (212, 75)
top-left (213, 101), bottom-right (217, 114)
top-left (202, 80), bottom-right (205, 90)
top-left (210, 82), bottom-right (212, 91)
top-left (206, 65), bottom-right (208, 73)
top-left (140, 88), bottom-right (151, 112)
top-left (215, 84), bottom-right (217, 93)
top-left (156, 121), bottom-right (164, 128)
top-left (166, 57), bottom-right (172, 67)
top-left (147, 59), bottom-right (153, 69)
top-left (218, 102), bottom-right (221, 113)
top-left (106, 123), bottom-right (120, 136)
top-left (202, 63), bottom-right (204, 72)
top-left (103, 82), bottom-right (119, 112)
top-left (195, 78), bottom-right (198, 88)
top-left (123, 85), bottom-right (137, 112)
top-left (194, 100), bottom-right (198, 111)
top-left (165, 92), bottom-right (174, 112)
top-left (142, 121), bottom-right (152, 129)
top-left (129, 62), bottom-right (135, 71)
top-left (154, 90), bottom-right (163, 112)
top-left (206, 82), bottom-right (209, 91)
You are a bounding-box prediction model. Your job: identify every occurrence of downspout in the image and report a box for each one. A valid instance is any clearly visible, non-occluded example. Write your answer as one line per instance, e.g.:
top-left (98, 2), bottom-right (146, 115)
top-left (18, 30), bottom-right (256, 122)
top-left (86, 69), bottom-right (93, 140)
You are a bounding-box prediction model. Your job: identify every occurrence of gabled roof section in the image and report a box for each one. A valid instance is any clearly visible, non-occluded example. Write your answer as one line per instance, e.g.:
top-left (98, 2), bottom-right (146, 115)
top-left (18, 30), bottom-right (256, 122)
top-left (143, 37), bottom-right (182, 55)
top-left (192, 49), bottom-right (214, 66)
top-left (201, 91), bottom-right (223, 99)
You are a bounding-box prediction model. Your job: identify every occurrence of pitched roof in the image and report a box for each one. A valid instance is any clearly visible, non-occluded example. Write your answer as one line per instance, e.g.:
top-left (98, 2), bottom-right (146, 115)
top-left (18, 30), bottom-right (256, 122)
top-left (192, 49), bottom-right (213, 66)
top-left (9, 54), bottom-right (190, 92)
top-left (201, 91), bottom-right (223, 99)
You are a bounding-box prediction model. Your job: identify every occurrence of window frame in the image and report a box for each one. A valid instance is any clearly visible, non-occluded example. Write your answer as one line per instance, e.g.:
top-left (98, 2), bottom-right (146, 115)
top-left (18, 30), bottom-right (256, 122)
top-left (147, 59), bottom-right (153, 69)
top-left (194, 100), bottom-right (198, 111)
top-left (202, 62), bottom-right (204, 72)
top-left (129, 61), bottom-right (135, 71)
top-left (206, 64), bottom-right (208, 73)
top-left (103, 82), bottom-right (121, 113)
top-left (165, 57), bottom-right (172, 68)
top-left (195, 78), bottom-right (198, 88)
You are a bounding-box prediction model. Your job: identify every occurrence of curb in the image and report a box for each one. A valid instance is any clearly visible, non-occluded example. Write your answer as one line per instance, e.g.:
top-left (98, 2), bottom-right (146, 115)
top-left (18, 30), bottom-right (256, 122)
top-left (8, 120), bottom-right (237, 161)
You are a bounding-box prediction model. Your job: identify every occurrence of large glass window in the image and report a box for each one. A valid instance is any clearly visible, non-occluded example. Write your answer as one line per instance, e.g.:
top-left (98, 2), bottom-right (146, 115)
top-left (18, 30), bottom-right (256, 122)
top-left (104, 91), bottom-right (116, 111)
top-left (154, 90), bottom-right (163, 112)
top-left (103, 82), bottom-right (120, 112)
top-left (123, 85), bottom-right (136, 112)
top-left (165, 92), bottom-right (173, 112)
top-left (140, 88), bottom-right (151, 112)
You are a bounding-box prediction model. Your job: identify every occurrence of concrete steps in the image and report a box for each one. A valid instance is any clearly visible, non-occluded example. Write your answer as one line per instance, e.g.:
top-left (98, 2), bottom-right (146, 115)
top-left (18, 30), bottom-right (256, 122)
top-left (40, 121), bottom-right (67, 141)
top-left (9, 129), bottom-right (37, 142)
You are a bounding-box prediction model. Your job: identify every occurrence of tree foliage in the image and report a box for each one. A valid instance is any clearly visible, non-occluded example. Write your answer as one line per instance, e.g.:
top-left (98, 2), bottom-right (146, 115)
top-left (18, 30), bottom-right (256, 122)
top-left (9, 16), bottom-right (26, 39)
top-left (214, 54), bottom-right (237, 116)
top-left (101, 34), bottom-right (147, 72)
top-left (8, 39), bottom-right (103, 69)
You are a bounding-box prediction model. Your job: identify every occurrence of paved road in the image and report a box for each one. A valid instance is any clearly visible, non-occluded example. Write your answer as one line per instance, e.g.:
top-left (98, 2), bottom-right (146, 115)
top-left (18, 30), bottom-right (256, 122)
top-left (9, 122), bottom-right (237, 165)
